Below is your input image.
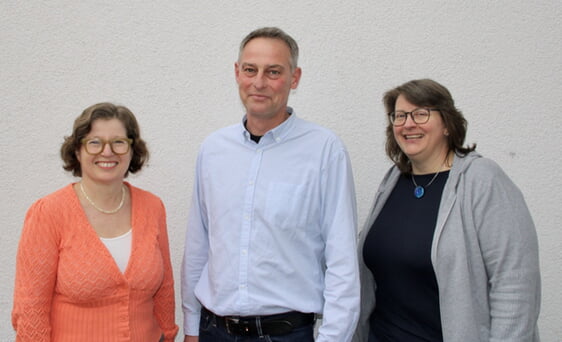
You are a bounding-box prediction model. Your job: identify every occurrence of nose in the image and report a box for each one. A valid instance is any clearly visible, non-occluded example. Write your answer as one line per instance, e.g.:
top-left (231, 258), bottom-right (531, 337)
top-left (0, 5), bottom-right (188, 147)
top-left (403, 113), bottom-right (417, 127)
top-left (252, 72), bottom-right (267, 89)
top-left (100, 142), bottom-right (114, 156)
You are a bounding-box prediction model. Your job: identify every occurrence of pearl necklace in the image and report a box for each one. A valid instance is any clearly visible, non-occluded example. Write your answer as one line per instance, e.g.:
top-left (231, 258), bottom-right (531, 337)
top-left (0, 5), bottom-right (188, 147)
top-left (79, 182), bottom-right (125, 214)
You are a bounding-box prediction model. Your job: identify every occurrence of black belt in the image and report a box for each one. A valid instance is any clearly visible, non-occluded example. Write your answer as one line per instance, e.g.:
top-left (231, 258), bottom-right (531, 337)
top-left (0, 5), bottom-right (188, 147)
top-left (202, 307), bottom-right (316, 337)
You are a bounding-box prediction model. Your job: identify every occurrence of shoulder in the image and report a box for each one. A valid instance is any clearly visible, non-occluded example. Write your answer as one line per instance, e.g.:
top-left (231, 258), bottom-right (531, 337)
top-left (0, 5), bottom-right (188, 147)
top-left (380, 165), bottom-right (401, 186)
top-left (371, 165), bottom-right (401, 203)
top-left (457, 153), bottom-right (511, 185)
top-left (196, 123), bottom-right (243, 157)
top-left (128, 184), bottom-right (167, 229)
top-left (466, 155), bottom-right (503, 175)
top-left (28, 184), bottom-right (76, 214)
top-left (294, 116), bottom-right (340, 137)
top-left (128, 183), bottom-right (164, 207)
top-left (202, 123), bottom-right (241, 144)
top-left (292, 116), bottom-right (348, 151)
top-left (454, 153), bottom-right (526, 204)
top-left (22, 184), bottom-right (78, 236)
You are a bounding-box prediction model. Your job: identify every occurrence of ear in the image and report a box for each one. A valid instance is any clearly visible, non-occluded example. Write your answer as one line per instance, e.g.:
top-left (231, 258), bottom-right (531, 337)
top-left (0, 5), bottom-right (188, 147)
top-left (444, 129), bottom-right (449, 136)
top-left (234, 62), bottom-right (240, 83)
top-left (290, 67), bottom-right (302, 89)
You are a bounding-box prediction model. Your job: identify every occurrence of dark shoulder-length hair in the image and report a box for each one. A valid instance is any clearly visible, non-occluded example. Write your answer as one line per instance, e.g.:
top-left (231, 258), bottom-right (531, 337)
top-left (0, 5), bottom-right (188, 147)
top-left (60, 102), bottom-right (149, 177)
top-left (383, 79), bottom-right (476, 173)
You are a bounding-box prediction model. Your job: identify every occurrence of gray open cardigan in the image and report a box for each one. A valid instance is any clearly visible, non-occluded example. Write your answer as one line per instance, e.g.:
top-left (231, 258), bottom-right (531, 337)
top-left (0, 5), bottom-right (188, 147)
top-left (353, 152), bottom-right (540, 342)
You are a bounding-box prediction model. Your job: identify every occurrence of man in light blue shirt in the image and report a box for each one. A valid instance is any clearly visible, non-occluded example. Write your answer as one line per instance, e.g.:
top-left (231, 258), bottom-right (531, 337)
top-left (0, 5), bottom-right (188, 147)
top-left (182, 27), bottom-right (360, 342)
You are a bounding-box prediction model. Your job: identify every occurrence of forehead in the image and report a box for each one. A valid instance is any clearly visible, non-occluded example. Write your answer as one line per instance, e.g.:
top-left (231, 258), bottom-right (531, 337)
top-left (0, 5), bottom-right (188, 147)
top-left (87, 118), bottom-right (127, 136)
top-left (240, 37), bottom-right (291, 67)
top-left (395, 94), bottom-right (419, 109)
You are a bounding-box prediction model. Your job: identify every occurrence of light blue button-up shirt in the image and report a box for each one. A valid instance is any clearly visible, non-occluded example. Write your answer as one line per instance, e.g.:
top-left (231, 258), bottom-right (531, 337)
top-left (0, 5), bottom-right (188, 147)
top-left (182, 109), bottom-right (360, 341)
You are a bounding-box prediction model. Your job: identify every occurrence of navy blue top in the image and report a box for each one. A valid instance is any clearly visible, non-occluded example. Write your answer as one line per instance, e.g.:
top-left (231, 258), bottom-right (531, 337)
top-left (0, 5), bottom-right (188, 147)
top-left (363, 171), bottom-right (449, 341)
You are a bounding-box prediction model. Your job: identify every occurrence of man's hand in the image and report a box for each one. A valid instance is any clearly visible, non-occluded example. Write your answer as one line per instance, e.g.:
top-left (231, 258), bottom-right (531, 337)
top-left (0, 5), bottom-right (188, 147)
top-left (184, 336), bottom-right (199, 342)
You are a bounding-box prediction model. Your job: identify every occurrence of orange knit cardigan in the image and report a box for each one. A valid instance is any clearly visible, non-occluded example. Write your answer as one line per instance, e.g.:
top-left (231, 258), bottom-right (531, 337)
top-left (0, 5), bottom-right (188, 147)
top-left (12, 183), bottom-right (179, 341)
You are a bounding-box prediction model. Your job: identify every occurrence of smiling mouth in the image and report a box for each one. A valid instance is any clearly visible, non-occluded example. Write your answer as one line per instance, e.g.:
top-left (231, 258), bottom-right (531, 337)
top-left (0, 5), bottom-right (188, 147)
top-left (249, 94), bottom-right (269, 99)
top-left (96, 161), bottom-right (118, 168)
top-left (405, 134), bottom-right (424, 139)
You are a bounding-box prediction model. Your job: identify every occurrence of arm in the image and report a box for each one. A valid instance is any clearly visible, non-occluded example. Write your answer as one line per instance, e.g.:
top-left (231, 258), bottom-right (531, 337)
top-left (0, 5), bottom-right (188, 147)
top-left (153, 200), bottom-right (179, 341)
top-left (470, 160), bottom-right (540, 341)
top-left (12, 200), bottom-right (59, 342)
top-left (316, 147), bottom-right (361, 342)
top-left (181, 151), bottom-right (210, 336)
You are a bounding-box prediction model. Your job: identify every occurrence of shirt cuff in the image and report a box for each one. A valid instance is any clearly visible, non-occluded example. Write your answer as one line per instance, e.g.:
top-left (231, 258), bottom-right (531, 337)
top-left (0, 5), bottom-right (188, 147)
top-left (184, 311), bottom-right (201, 336)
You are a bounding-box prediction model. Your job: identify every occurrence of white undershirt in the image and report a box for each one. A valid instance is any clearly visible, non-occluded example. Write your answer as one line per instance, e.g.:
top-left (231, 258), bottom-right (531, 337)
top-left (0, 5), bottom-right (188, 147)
top-left (100, 229), bottom-right (132, 273)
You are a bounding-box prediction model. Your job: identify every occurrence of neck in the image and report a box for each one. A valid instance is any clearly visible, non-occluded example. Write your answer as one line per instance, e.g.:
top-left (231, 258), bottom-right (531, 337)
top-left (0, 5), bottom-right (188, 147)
top-left (79, 180), bottom-right (126, 215)
top-left (411, 151), bottom-right (453, 175)
top-left (245, 111), bottom-right (290, 136)
top-left (80, 179), bottom-right (124, 201)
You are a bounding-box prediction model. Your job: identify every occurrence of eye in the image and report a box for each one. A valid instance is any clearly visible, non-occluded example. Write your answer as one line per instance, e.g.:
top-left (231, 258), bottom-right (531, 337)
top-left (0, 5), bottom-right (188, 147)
top-left (87, 139), bottom-right (101, 146)
top-left (267, 68), bottom-right (283, 79)
top-left (243, 67), bottom-right (257, 74)
top-left (413, 109), bottom-right (429, 117)
top-left (394, 112), bottom-right (407, 119)
top-left (112, 139), bottom-right (128, 145)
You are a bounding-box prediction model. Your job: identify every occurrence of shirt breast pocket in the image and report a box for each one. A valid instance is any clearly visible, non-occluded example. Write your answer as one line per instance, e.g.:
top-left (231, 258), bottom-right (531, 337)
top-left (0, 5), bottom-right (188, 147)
top-left (264, 181), bottom-right (313, 230)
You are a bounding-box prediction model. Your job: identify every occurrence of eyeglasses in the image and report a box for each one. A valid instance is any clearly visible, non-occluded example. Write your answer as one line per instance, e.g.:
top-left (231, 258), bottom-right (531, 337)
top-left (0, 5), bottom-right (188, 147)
top-left (81, 137), bottom-right (133, 155)
top-left (388, 108), bottom-right (440, 126)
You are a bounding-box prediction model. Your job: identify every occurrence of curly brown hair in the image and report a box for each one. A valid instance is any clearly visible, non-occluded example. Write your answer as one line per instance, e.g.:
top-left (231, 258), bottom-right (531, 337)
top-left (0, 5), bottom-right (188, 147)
top-left (383, 79), bottom-right (476, 173)
top-left (60, 102), bottom-right (149, 177)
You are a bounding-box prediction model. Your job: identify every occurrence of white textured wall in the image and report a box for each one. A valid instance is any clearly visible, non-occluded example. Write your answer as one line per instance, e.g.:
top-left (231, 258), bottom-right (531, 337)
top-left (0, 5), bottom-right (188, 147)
top-left (1, 1), bottom-right (560, 340)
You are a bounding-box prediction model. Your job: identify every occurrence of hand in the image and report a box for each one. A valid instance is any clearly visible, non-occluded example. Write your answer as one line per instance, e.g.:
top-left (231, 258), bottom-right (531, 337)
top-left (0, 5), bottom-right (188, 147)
top-left (184, 336), bottom-right (199, 342)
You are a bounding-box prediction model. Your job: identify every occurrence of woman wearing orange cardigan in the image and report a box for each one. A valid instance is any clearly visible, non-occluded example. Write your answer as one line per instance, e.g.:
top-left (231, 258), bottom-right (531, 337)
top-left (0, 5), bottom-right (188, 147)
top-left (12, 103), bottom-right (178, 341)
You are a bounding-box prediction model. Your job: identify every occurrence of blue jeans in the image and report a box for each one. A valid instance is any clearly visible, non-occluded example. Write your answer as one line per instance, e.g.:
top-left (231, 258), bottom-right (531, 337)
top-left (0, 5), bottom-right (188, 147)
top-left (198, 308), bottom-right (315, 342)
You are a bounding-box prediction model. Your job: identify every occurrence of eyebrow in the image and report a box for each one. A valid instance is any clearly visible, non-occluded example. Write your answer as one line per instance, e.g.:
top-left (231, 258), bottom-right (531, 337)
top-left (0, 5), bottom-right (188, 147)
top-left (85, 136), bottom-right (129, 140)
top-left (241, 62), bottom-right (285, 69)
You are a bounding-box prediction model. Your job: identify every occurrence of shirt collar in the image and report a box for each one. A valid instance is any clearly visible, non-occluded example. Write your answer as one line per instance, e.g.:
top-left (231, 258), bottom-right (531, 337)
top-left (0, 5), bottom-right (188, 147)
top-left (240, 107), bottom-right (296, 144)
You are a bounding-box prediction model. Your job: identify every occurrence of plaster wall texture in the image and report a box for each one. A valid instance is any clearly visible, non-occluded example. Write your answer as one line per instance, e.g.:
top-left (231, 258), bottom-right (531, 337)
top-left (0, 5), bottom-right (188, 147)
top-left (1, 1), bottom-right (560, 340)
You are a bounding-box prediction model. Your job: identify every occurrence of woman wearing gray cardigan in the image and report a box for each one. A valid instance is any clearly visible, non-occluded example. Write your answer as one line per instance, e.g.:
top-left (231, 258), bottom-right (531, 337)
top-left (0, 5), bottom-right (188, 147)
top-left (353, 79), bottom-right (540, 342)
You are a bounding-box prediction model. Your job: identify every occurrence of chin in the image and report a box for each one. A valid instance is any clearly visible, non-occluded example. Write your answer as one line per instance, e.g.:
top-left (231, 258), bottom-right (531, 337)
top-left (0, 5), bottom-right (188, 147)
top-left (247, 111), bottom-right (275, 119)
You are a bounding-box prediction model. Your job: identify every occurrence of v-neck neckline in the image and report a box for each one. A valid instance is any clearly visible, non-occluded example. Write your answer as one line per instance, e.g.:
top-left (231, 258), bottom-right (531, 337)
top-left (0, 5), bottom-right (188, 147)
top-left (70, 182), bottom-right (135, 277)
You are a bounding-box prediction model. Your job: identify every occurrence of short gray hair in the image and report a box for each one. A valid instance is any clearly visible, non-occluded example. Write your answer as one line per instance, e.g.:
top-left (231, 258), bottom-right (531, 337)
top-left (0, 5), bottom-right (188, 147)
top-left (239, 27), bottom-right (299, 71)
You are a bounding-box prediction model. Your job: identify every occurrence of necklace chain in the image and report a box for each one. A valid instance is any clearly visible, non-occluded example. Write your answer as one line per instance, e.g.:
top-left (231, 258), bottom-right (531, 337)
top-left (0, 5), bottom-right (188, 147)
top-left (79, 182), bottom-right (125, 214)
top-left (411, 170), bottom-right (441, 188)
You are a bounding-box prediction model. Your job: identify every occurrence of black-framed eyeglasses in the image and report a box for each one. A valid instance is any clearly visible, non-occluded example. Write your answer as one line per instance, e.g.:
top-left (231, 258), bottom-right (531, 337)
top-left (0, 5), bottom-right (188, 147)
top-left (80, 137), bottom-right (133, 155)
top-left (388, 108), bottom-right (440, 126)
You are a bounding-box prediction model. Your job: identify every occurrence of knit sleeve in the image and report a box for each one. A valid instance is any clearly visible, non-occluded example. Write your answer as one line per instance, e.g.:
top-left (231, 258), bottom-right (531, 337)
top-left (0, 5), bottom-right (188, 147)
top-left (12, 199), bottom-right (60, 342)
top-left (152, 199), bottom-right (179, 341)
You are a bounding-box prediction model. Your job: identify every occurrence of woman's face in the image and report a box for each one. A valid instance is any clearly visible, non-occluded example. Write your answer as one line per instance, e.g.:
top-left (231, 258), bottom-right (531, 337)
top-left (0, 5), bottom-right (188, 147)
top-left (77, 118), bottom-right (132, 185)
top-left (393, 94), bottom-right (449, 171)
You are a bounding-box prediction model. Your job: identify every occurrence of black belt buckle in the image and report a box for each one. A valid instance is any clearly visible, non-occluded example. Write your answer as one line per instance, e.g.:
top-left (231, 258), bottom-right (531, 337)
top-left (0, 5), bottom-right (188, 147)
top-left (225, 317), bottom-right (240, 335)
top-left (225, 317), bottom-right (255, 336)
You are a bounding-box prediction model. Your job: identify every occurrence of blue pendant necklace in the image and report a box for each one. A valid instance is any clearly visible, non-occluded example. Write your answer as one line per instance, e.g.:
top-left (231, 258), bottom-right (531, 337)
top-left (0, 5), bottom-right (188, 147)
top-left (411, 170), bottom-right (441, 199)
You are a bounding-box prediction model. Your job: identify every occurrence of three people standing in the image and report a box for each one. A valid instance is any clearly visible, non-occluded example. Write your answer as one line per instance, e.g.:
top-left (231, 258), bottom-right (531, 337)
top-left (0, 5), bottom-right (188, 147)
top-left (12, 28), bottom-right (540, 342)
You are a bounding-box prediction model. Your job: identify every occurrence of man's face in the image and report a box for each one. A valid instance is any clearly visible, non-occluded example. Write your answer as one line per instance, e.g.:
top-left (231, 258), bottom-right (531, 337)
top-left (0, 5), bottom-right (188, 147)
top-left (235, 37), bottom-right (301, 121)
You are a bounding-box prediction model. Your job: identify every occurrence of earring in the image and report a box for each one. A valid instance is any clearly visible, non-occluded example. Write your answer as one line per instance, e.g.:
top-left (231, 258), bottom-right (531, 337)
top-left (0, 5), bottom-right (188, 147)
top-left (444, 130), bottom-right (449, 136)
